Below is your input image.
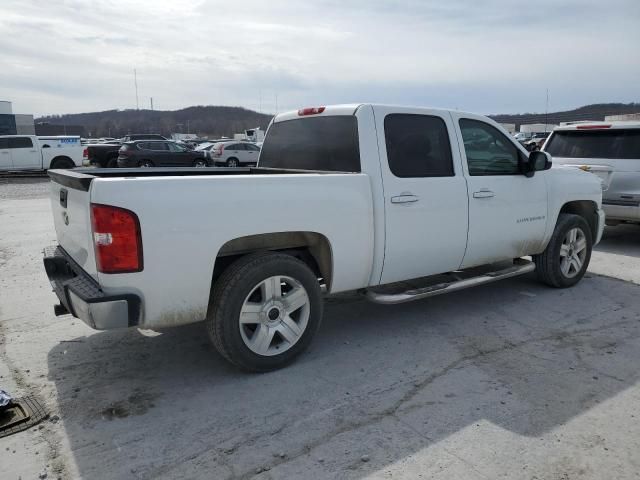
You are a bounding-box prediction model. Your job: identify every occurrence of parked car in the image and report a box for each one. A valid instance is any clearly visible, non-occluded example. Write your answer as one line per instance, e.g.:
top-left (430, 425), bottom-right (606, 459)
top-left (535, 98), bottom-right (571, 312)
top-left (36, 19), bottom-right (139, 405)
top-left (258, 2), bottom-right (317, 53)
top-left (210, 141), bottom-right (261, 167)
top-left (0, 135), bottom-right (82, 171)
top-left (543, 122), bottom-right (640, 225)
top-left (513, 132), bottom-right (533, 142)
top-left (116, 140), bottom-right (209, 168)
top-left (44, 103), bottom-right (603, 372)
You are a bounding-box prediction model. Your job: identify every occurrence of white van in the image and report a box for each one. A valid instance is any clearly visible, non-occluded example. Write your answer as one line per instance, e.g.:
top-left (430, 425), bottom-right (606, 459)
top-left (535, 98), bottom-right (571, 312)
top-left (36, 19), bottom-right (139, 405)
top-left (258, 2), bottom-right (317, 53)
top-left (543, 122), bottom-right (640, 224)
top-left (0, 135), bottom-right (83, 171)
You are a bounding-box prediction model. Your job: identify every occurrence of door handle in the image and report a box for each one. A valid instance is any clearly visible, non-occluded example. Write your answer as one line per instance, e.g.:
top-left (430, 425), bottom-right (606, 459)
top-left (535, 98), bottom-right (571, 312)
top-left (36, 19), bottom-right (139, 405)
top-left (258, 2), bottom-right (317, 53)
top-left (473, 189), bottom-right (495, 199)
top-left (391, 194), bottom-right (419, 204)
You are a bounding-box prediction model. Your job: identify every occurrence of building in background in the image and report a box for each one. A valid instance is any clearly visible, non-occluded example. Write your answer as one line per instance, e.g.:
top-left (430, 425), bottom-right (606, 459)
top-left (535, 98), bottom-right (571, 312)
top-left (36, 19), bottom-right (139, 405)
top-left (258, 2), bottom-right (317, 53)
top-left (0, 101), bottom-right (35, 135)
top-left (604, 113), bottom-right (640, 122)
top-left (499, 123), bottom-right (516, 134)
top-left (519, 123), bottom-right (558, 134)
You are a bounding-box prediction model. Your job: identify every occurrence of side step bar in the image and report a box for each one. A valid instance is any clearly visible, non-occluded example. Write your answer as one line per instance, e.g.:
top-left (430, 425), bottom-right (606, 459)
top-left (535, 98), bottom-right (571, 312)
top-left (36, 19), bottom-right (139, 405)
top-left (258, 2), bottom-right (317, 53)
top-left (365, 259), bottom-right (536, 305)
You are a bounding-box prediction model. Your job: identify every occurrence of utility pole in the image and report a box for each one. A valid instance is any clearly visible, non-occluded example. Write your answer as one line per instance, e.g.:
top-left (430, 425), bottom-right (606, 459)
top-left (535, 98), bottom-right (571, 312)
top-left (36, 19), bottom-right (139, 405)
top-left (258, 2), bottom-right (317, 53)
top-left (150, 97), bottom-right (154, 111)
top-left (544, 88), bottom-right (549, 133)
top-left (134, 69), bottom-right (139, 110)
top-left (275, 93), bottom-right (278, 114)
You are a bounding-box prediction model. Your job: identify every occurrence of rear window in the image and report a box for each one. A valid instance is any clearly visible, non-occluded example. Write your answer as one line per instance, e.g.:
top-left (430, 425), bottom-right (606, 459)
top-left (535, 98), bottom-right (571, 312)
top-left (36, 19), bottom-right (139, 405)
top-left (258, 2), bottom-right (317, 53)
top-left (545, 129), bottom-right (640, 159)
top-left (259, 116), bottom-right (360, 172)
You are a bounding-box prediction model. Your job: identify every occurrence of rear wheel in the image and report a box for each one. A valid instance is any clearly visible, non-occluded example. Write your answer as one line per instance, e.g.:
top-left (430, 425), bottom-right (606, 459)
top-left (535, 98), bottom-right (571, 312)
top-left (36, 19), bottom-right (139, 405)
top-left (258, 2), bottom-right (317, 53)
top-left (207, 253), bottom-right (323, 372)
top-left (226, 158), bottom-right (239, 167)
top-left (138, 160), bottom-right (154, 168)
top-left (106, 155), bottom-right (118, 168)
top-left (533, 214), bottom-right (592, 288)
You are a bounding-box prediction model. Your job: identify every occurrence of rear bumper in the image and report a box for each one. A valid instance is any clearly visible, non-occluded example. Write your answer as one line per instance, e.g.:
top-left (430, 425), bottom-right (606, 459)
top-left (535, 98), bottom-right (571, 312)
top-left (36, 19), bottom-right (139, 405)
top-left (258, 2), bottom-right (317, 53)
top-left (602, 201), bottom-right (640, 223)
top-left (43, 246), bottom-right (140, 330)
top-left (116, 158), bottom-right (137, 168)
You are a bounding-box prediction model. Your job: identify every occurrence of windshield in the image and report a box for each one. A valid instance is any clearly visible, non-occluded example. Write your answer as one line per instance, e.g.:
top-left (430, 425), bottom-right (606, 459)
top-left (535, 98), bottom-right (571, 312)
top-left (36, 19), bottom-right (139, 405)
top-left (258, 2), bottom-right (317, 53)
top-left (259, 116), bottom-right (360, 171)
top-left (545, 129), bottom-right (640, 159)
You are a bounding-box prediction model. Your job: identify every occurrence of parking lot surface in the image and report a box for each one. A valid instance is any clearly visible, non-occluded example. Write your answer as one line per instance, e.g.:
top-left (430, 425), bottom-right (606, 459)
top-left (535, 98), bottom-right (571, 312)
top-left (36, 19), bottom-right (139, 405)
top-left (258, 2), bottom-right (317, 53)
top-left (1, 178), bottom-right (639, 479)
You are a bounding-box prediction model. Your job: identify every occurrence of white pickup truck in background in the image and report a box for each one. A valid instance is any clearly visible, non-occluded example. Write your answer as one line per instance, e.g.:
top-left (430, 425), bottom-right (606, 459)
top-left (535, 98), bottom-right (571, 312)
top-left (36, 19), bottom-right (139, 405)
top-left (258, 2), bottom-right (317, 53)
top-left (0, 135), bottom-right (83, 171)
top-left (43, 104), bottom-right (604, 371)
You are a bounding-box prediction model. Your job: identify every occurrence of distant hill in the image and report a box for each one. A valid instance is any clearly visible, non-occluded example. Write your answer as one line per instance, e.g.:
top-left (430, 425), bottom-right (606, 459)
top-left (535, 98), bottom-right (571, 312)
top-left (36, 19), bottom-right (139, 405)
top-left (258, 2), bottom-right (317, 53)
top-left (35, 106), bottom-right (274, 138)
top-left (490, 103), bottom-right (640, 127)
top-left (35, 102), bottom-right (640, 138)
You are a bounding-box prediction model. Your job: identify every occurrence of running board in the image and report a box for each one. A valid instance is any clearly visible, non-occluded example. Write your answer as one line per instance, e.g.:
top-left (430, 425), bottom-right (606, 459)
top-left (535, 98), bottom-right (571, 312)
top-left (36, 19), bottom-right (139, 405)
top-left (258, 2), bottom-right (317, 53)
top-left (365, 259), bottom-right (536, 305)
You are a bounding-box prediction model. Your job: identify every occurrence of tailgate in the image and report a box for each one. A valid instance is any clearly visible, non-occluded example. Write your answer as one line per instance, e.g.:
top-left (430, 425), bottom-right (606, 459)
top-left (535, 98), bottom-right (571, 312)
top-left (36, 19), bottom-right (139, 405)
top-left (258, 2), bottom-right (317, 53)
top-left (49, 171), bottom-right (98, 280)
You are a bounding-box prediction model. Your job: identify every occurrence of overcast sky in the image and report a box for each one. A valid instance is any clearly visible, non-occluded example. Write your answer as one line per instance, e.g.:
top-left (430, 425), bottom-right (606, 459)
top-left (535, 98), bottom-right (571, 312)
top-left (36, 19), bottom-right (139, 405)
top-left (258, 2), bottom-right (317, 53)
top-left (2, 0), bottom-right (639, 117)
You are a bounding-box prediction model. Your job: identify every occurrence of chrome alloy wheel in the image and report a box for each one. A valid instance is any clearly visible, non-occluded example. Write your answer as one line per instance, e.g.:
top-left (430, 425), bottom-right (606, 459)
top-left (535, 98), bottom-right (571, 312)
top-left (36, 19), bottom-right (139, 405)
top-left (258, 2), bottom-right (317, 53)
top-left (239, 276), bottom-right (310, 356)
top-left (559, 227), bottom-right (587, 278)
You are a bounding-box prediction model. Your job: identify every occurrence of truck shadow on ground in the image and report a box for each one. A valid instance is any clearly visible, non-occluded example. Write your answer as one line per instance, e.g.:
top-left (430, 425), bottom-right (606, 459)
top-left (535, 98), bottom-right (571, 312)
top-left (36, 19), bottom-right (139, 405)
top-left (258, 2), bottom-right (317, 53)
top-left (47, 273), bottom-right (640, 479)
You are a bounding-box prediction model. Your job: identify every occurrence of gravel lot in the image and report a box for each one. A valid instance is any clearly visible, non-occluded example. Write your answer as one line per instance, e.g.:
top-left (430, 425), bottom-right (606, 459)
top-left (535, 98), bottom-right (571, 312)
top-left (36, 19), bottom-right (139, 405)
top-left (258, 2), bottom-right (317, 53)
top-left (1, 178), bottom-right (640, 480)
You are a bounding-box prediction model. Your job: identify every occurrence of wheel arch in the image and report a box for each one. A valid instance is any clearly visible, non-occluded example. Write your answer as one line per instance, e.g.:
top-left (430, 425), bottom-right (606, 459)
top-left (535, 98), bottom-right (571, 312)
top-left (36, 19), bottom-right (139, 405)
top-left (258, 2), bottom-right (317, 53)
top-left (211, 231), bottom-right (334, 293)
top-left (49, 155), bottom-right (74, 169)
top-left (558, 200), bottom-right (599, 240)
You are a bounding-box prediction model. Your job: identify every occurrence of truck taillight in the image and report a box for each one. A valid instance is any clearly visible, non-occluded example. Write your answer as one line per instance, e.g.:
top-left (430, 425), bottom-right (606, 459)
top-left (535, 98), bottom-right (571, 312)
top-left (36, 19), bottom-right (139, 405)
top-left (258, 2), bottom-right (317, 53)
top-left (83, 148), bottom-right (88, 158)
top-left (91, 204), bottom-right (143, 274)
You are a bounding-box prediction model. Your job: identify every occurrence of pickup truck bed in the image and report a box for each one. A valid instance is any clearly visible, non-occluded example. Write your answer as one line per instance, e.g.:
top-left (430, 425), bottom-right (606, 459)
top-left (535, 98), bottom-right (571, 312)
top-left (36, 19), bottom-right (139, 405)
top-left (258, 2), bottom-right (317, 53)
top-left (48, 166), bottom-right (342, 189)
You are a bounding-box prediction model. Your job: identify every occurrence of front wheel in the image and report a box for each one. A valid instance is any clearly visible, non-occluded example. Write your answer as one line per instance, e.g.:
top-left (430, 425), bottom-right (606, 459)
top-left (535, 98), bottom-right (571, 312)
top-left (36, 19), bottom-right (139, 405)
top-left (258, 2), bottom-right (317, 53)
top-left (226, 158), bottom-right (239, 167)
top-left (207, 253), bottom-right (323, 372)
top-left (533, 213), bottom-right (592, 288)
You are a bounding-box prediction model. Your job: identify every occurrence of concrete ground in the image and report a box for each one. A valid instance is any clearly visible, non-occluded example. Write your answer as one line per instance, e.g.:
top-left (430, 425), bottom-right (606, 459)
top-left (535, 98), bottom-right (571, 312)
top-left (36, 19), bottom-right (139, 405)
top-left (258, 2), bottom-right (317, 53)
top-left (1, 178), bottom-right (639, 480)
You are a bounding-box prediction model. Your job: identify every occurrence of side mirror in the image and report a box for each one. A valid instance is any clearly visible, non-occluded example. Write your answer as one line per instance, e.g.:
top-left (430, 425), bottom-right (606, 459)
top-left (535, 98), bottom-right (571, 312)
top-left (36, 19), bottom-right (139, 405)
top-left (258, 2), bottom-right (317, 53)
top-left (530, 150), bottom-right (552, 171)
top-left (519, 150), bottom-right (551, 178)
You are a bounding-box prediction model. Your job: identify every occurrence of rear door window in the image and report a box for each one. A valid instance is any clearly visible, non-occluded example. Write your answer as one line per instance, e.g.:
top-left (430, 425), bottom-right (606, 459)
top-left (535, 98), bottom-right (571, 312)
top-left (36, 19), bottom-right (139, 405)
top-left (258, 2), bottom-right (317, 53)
top-left (8, 137), bottom-right (33, 149)
top-left (545, 129), bottom-right (640, 159)
top-left (0, 138), bottom-right (8, 149)
top-left (148, 142), bottom-right (168, 151)
top-left (384, 114), bottom-right (454, 177)
top-left (260, 116), bottom-right (360, 172)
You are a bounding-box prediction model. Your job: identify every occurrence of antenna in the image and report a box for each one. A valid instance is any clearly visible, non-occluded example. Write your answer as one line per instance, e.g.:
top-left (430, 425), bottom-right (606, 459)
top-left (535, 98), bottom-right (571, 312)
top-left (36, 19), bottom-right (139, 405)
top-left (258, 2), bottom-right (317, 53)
top-left (134, 69), bottom-right (139, 110)
top-left (150, 97), bottom-right (154, 111)
top-left (275, 93), bottom-right (278, 114)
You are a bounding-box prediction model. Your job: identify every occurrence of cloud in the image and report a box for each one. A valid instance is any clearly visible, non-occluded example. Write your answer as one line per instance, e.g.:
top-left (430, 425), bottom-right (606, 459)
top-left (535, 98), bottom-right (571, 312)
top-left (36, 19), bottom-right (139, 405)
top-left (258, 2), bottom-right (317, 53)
top-left (1, 0), bottom-right (638, 116)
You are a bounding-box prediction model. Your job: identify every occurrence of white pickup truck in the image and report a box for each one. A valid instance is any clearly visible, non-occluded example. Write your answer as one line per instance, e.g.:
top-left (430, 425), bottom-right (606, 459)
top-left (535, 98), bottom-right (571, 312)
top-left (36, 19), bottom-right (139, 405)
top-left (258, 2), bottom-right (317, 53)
top-left (0, 135), bottom-right (83, 171)
top-left (43, 104), bottom-right (604, 371)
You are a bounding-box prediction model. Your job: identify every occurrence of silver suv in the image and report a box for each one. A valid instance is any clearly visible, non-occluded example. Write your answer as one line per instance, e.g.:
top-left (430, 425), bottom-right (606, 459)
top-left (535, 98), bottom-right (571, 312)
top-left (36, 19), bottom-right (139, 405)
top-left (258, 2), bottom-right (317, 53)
top-left (210, 141), bottom-right (261, 167)
top-left (543, 122), bottom-right (640, 225)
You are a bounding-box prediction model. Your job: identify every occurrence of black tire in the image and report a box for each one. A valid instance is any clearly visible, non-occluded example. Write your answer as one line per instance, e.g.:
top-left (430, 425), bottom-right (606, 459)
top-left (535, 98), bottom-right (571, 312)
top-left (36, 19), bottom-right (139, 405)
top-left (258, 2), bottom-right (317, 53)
top-left (50, 157), bottom-right (74, 169)
top-left (138, 160), bottom-right (154, 168)
top-left (106, 156), bottom-right (118, 168)
top-left (226, 158), bottom-right (239, 167)
top-left (193, 158), bottom-right (208, 167)
top-left (533, 213), bottom-right (592, 288)
top-left (207, 253), bottom-right (323, 372)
